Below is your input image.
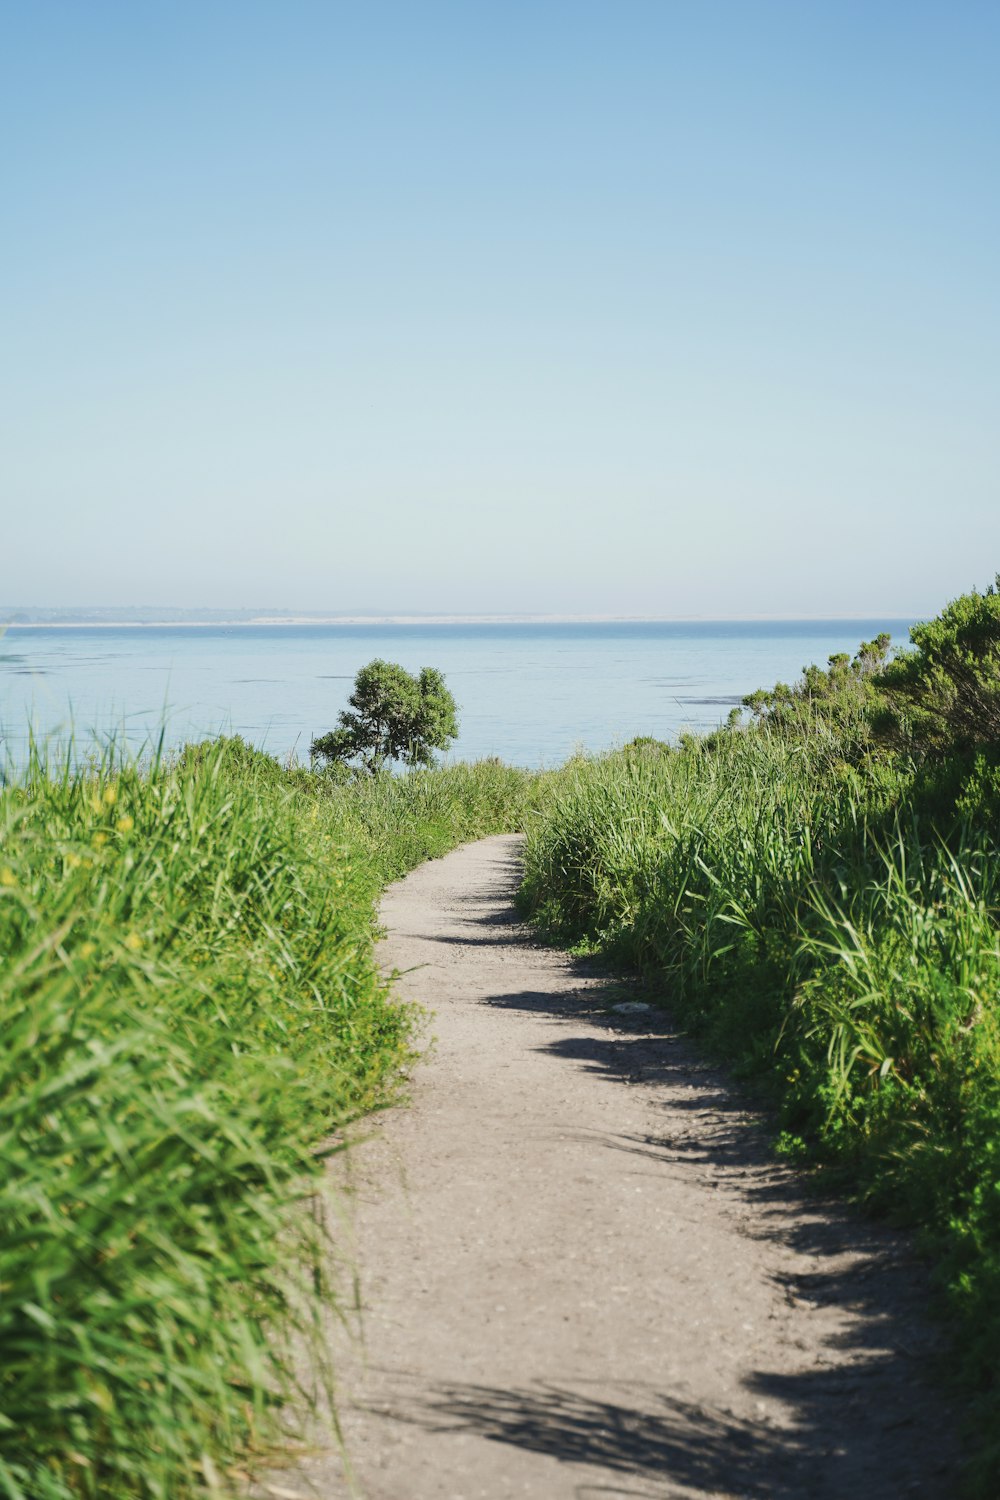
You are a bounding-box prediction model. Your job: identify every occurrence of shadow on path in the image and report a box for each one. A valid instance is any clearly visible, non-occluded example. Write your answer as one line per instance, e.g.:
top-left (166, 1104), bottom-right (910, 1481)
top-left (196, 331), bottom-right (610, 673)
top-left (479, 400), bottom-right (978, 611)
top-left (393, 840), bottom-right (961, 1496)
top-left (363, 1369), bottom-right (951, 1499)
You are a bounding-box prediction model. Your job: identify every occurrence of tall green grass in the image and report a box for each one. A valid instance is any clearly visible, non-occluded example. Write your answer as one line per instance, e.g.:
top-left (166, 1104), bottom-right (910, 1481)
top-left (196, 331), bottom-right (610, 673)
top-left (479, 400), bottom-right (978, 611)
top-left (521, 734), bottom-right (1000, 1494)
top-left (0, 739), bottom-right (539, 1499)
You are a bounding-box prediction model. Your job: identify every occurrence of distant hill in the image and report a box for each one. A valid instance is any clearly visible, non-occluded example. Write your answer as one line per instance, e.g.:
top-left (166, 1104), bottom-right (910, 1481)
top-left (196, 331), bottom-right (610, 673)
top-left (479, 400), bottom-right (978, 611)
top-left (1, 606), bottom-right (354, 625)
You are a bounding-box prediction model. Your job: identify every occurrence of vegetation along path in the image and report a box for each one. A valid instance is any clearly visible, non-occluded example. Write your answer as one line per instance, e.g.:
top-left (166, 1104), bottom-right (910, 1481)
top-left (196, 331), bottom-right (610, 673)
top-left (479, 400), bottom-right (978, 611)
top-left (272, 835), bottom-right (959, 1500)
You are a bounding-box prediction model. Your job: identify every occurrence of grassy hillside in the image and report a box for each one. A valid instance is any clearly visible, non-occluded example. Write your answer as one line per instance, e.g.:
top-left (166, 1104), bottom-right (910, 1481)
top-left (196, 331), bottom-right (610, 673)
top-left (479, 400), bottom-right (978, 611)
top-left (521, 582), bottom-right (1000, 1496)
top-left (0, 741), bottom-right (540, 1499)
top-left (6, 580), bottom-right (1000, 1495)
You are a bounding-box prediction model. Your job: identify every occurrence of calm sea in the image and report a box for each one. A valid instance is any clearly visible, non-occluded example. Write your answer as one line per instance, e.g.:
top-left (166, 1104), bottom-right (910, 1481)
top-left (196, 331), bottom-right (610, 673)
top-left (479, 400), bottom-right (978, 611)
top-left (1, 620), bottom-right (913, 769)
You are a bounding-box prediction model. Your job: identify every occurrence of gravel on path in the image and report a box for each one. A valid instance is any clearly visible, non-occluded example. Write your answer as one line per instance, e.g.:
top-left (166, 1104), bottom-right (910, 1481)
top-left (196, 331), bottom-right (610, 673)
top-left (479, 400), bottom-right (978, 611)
top-left (261, 834), bottom-right (959, 1500)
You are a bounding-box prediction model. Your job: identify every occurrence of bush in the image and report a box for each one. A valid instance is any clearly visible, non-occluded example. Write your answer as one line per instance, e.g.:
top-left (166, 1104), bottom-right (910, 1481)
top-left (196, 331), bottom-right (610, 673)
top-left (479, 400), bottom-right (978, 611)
top-left (875, 577), bottom-right (1000, 755)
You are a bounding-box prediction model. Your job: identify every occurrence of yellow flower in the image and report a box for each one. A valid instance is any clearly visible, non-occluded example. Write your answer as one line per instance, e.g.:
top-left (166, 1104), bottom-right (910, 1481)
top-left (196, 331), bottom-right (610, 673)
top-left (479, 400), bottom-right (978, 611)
top-left (124, 932), bottom-right (143, 952)
top-left (116, 815), bottom-right (134, 834)
top-left (0, 868), bottom-right (15, 887)
top-left (66, 852), bottom-right (82, 869)
top-left (92, 832), bottom-right (108, 849)
top-left (103, 786), bottom-right (117, 807)
top-left (79, 942), bottom-right (97, 960)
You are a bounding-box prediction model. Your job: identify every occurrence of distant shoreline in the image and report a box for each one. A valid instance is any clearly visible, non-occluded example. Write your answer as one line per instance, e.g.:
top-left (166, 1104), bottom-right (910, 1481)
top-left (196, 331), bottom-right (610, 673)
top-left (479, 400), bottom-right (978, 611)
top-left (3, 613), bottom-right (918, 629)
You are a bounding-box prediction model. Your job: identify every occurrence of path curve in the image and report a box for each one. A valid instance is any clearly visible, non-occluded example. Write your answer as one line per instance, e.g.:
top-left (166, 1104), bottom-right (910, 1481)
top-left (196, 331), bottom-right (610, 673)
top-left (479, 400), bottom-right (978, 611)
top-left (271, 835), bottom-right (958, 1499)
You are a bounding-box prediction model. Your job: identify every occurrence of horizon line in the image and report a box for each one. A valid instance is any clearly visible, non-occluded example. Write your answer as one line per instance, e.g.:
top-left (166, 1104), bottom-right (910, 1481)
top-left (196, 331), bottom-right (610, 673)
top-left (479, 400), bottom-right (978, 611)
top-left (3, 611), bottom-right (921, 629)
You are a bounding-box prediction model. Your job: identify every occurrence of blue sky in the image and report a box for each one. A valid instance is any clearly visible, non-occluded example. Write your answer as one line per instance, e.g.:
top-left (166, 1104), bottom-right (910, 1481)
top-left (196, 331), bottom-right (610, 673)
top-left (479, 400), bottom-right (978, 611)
top-left (3, 2), bottom-right (998, 617)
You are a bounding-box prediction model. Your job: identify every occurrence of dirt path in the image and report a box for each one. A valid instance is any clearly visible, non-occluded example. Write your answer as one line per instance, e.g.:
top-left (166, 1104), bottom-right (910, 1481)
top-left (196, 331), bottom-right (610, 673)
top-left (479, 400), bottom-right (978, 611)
top-left (266, 835), bottom-right (958, 1500)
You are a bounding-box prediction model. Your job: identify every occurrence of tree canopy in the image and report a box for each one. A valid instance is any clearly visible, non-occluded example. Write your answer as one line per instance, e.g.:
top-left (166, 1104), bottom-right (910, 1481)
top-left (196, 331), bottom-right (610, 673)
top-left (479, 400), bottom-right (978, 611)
top-left (310, 659), bottom-right (458, 774)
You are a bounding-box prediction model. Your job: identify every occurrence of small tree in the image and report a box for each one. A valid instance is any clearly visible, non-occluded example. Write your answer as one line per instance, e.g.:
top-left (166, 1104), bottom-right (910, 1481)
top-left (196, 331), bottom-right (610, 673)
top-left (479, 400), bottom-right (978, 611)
top-left (311, 659), bottom-right (458, 774)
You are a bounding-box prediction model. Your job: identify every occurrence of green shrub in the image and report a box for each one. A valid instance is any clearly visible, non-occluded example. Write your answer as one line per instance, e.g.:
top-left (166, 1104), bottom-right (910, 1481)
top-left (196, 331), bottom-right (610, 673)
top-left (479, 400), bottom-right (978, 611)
top-left (876, 578), bottom-right (1000, 755)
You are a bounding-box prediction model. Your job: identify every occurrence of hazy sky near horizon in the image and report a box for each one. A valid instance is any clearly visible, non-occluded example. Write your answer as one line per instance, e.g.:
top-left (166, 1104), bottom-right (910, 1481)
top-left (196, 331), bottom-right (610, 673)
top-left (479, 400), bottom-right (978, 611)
top-left (3, 2), bottom-right (999, 617)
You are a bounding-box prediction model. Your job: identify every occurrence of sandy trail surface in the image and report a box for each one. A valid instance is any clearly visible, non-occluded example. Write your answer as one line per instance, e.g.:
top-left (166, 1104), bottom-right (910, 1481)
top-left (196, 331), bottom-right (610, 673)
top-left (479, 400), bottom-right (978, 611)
top-left (265, 835), bottom-right (958, 1500)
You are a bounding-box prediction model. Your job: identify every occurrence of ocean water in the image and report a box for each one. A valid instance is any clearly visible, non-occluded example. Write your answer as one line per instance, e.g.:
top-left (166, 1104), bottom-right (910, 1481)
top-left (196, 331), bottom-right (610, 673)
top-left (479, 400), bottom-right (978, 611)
top-left (0, 620), bottom-right (913, 769)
